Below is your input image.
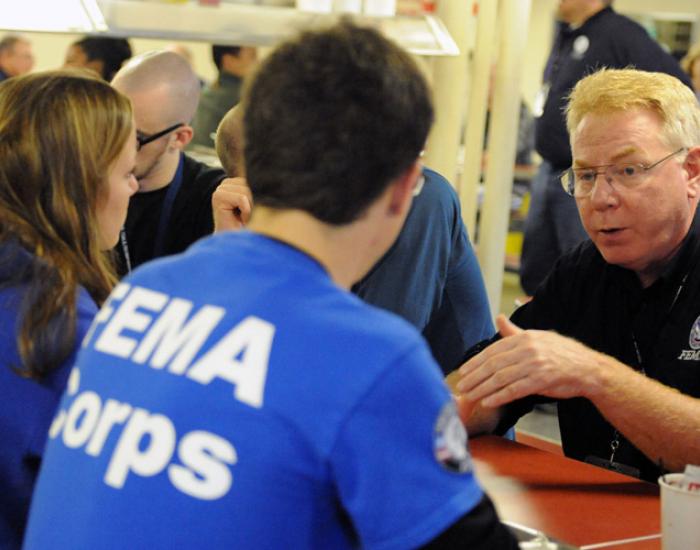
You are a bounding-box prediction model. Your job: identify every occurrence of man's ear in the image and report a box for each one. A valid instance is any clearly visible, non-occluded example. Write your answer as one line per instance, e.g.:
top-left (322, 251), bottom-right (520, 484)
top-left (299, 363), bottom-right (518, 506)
top-left (685, 146), bottom-right (700, 198)
top-left (388, 161), bottom-right (421, 216)
top-left (171, 125), bottom-right (194, 150)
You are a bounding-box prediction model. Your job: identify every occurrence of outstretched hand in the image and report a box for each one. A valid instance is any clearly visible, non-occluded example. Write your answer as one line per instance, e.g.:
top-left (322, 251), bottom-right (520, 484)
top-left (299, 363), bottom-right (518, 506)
top-left (455, 314), bottom-right (605, 408)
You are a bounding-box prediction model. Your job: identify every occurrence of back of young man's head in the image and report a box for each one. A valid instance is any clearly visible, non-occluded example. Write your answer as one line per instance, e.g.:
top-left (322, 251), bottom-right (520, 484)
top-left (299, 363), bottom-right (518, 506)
top-left (243, 21), bottom-right (433, 225)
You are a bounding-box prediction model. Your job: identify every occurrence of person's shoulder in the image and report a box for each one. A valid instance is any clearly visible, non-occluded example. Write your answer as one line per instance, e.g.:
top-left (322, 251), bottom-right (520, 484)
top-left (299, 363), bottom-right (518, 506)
top-left (139, 231), bottom-right (422, 340)
top-left (122, 232), bottom-right (429, 379)
top-left (421, 167), bottom-right (459, 205)
top-left (182, 153), bottom-right (225, 177)
top-left (410, 167), bottom-right (461, 229)
top-left (181, 154), bottom-right (226, 188)
top-left (198, 81), bottom-right (218, 99)
top-left (76, 286), bottom-right (99, 317)
top-left (337, 291), bottom-right (425, 347)
top-left (580, 8), bottom-right (640, 41)
top-left (602, 9), bottom-right (656, 39)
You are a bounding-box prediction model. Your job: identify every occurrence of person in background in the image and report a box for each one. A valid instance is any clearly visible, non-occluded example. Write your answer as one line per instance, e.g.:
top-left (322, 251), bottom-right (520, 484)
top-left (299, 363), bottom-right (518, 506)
top-left (111, 50), bottom-right (227, 275)
top-left (190, 44), bottom-right (258, 149)
top-left (214, 104), bottom-right (494, 374)
top-left (212, 106), bottom-right (253, 229)
top-left (164, 43), bottom-right (195, 67)
top-left (456, 68), bottom-right (700, 483)
top-left (0, 34), bottom-right (34, 82)
top-left (681, 43), bottom-right (700, 100)
top-left (24, 22), bottom-right (517, 549)
top-left (64, 36), bottom-right (132, 81)
top-left (519, 0), bottom-right (692, 296)
top-left (215, 105), bottom-right (246, 178)
top-left (0, 70), bottom-right (137, 549)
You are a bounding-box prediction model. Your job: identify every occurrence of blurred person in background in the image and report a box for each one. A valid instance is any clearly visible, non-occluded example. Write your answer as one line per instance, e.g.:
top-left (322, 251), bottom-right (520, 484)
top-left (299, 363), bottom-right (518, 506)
top-left (64, 36), bottom-right (132, 81)
top-left (0, 70), bottom-right (137, 549)
top-left (0, 34), bottom-right (34, 82)
top-left (681, 43), bottom-right (700, 100)
top-left (164, 43), bottom-right (195, 67)
top-left (190, 44), bottom-right (257, 149)
top-left (164, 42), bottom-right (205, 87)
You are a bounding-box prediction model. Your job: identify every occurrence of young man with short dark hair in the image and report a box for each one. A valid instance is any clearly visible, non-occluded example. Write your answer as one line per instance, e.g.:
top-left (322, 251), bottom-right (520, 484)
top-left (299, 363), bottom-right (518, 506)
top-left (25, 22), bottom-right (516, 549)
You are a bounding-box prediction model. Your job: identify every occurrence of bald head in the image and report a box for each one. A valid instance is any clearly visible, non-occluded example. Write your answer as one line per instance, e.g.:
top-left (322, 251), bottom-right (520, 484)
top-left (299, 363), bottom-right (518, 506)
top-left (164, 43), bottom-right (194, 66)
top-left (111, 50), bottom-right (201, 124)
top-left (216, 104), bottom-right (245, 177)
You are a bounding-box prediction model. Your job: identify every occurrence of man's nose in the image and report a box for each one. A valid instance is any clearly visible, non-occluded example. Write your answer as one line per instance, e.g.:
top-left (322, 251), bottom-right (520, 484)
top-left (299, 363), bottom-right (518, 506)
top-left (588, 171), bottom-right (618, 205)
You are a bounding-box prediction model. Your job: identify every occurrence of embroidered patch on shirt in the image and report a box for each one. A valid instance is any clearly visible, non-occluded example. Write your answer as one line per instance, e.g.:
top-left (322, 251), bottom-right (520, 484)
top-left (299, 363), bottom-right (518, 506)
top-left (677, 315), bottom-right (700, 360)
top-left (433, 401), bottom-right (471, 473)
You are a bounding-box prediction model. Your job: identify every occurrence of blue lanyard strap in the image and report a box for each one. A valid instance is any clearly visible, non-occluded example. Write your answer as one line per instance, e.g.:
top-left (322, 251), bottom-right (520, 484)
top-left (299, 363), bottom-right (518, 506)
top-left (153, 153), bottom-right (185, 257)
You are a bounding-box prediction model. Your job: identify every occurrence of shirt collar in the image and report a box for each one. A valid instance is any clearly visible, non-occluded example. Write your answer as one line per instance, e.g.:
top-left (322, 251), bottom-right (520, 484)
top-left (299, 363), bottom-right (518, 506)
top-left (565, 6), bottom-right (613, 33)
top-left (612, 207), bottom-right (700, 291)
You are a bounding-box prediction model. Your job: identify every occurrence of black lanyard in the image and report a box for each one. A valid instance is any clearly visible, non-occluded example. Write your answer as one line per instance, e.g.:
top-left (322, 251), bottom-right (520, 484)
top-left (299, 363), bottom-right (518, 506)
top-left (595, 268), bottom-right (691, 477)
top-left (153, 153), bottom-right (185, 258)
top-left (119, 154), bottom-right (185, 274)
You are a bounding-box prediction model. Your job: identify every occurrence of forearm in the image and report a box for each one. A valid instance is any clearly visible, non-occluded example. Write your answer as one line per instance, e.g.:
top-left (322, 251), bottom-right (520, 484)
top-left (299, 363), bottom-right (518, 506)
top-left (464, 402), bottom-right (502, 436)
top-left (587, 358), bottom-right (700, 472)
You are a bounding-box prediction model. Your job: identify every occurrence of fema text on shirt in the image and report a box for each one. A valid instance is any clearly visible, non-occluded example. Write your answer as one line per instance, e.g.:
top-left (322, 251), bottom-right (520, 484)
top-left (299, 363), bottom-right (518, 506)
top-left (48, 283), bottom-right (276, 500)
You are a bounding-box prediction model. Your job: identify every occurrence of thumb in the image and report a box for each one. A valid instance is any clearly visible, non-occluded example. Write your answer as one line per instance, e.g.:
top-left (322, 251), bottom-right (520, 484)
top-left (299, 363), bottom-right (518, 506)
top-left (454, 395), bottom-right (477, 425)
top-left (495, 314), bottom-right (523, 338)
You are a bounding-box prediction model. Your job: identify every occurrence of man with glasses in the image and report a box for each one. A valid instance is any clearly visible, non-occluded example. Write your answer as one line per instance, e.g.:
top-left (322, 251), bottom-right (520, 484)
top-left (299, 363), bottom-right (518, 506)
top-left (520, 0), bottom-right (693, 297)
top-left (455, 68), bottom-right (700, 482)
top-left (111, 50), bottom-right (228, 274)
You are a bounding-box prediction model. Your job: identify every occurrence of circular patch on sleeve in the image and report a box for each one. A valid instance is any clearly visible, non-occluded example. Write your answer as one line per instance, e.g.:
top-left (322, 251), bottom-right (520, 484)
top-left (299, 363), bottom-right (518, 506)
top-left (433, 401), bottom-right (472, 473)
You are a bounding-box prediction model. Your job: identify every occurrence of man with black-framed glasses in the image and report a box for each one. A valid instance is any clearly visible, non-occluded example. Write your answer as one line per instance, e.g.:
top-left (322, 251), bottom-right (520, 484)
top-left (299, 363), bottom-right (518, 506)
top-left (455, 68), bottom-right (700, 483)
top-left (111, 50), bottom-right (228, 275)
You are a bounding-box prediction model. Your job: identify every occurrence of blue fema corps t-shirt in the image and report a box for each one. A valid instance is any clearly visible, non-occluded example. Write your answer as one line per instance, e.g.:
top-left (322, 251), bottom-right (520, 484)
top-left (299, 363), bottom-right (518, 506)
top-left (24, 232), bottom-right (483, 549)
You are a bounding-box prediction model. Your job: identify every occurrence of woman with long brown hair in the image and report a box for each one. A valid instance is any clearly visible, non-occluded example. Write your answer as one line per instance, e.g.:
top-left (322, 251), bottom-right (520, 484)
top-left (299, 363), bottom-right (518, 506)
top-left (0, 70), bottom-right (137, 548)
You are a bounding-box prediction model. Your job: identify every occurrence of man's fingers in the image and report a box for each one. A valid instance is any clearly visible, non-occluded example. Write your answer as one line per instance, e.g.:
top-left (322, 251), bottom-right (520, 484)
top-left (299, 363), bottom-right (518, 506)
top-left (480, 376), bottom-right (533, 408)
top-left (212, 178), bottom-right (254, 231)
top-left (456, 340), bottom-right (538, 402)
